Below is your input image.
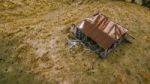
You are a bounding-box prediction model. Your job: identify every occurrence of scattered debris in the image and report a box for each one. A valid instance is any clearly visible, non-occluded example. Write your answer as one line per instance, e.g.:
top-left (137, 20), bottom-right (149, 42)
top-left (68, 39), bottom-right (80, 48)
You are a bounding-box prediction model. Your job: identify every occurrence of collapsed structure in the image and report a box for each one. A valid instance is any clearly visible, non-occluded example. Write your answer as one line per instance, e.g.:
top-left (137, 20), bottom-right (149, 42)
top-left (70, 12), bottom-right (132, 58)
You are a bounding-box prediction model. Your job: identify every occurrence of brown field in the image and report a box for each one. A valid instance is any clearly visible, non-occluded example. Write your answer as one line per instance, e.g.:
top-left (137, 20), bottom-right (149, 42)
top-left (0, 0), bottom-right (150, 84)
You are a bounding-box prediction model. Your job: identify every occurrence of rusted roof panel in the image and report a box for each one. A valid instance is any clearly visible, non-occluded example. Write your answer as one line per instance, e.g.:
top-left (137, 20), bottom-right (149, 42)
top-left (78, 12), bottom-right (128, 49)
top-left (86, 12), bottom-right (128, 40)
top-left (81, 20), bottom-right (115, 49)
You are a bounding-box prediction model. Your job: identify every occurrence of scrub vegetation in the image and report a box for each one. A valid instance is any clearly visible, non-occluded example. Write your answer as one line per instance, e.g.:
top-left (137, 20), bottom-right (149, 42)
top-left (0, 0), bottom-right (150, 84)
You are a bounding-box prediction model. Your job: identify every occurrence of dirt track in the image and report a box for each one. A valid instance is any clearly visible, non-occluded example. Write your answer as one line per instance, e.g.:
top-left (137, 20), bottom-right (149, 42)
top-left (0, 0), bottom-right (150, 84)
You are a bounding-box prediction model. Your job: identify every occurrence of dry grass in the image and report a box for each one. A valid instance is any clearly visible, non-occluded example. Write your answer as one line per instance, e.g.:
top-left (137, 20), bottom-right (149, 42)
top-left (0, 0), bottom-right (150, 84)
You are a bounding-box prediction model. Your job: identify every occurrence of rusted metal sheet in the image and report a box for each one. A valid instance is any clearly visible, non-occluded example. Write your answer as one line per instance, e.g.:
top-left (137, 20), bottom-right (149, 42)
top-left (81, 20), bottom-right (115, 49)
top-left (78, 12), bottom-right (128, 49)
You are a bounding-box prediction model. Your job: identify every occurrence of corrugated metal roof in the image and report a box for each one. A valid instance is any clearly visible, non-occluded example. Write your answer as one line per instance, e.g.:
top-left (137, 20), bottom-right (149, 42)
top-left (78, 12), bottom-right (128, 49)
top-left (81, 20), bottom-right (115, 49)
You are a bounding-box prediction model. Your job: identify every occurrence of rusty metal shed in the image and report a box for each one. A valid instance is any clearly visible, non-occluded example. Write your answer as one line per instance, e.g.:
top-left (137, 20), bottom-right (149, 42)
top-left (78, 12), bottom-right (128, 49)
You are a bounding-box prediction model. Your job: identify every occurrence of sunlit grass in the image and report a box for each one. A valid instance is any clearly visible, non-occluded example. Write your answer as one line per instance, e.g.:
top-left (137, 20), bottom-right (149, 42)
top-left (0, 0), bottom-right (150, 84)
